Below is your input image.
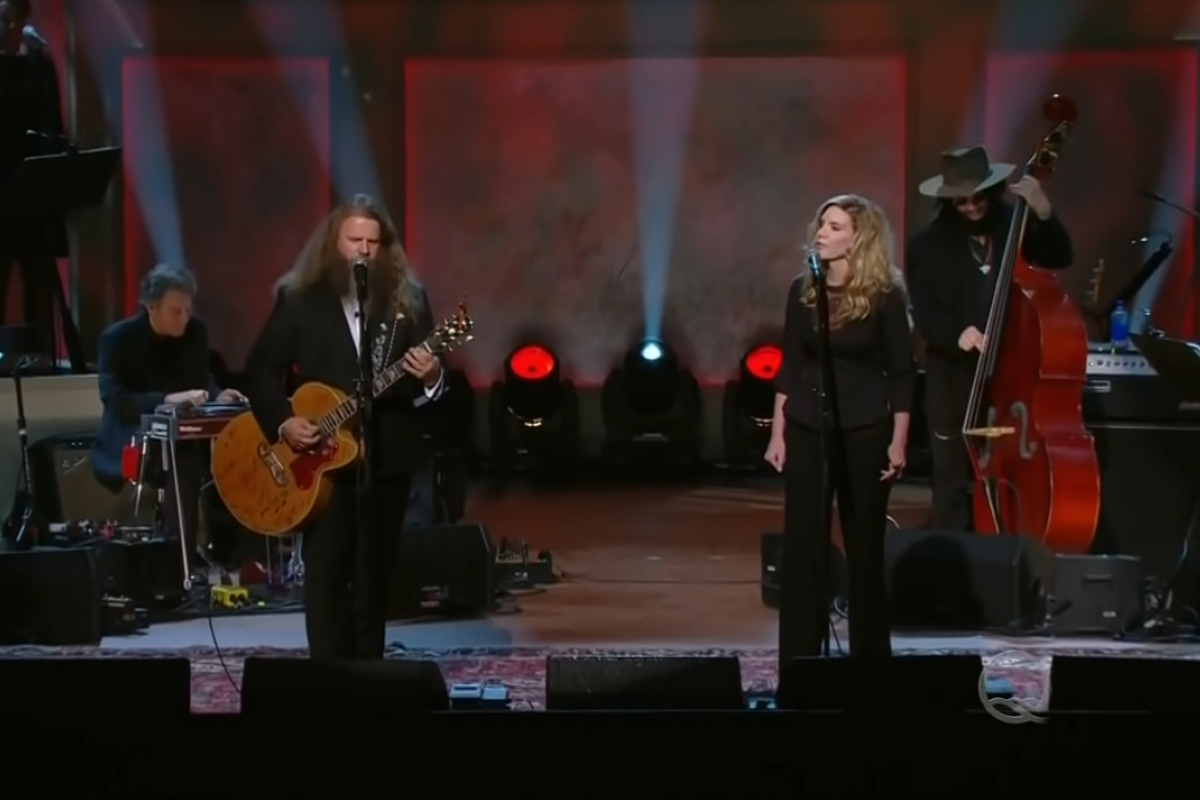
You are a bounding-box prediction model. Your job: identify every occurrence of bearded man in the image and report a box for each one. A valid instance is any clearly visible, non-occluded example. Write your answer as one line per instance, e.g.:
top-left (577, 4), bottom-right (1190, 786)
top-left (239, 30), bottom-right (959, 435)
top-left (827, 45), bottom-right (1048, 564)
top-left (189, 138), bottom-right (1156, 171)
top-left (243, 194), bottom-right (445, 660)
top-left (906, 146), bottom-right (1074, 533)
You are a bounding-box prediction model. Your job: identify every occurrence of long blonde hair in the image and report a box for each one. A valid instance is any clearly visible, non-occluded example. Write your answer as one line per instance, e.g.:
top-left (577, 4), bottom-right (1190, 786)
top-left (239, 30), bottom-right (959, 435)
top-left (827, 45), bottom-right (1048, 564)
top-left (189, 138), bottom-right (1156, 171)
top-left (276, 194), bottom-right (418, 318)
top-left (801, 194), bottom-right (904, 326)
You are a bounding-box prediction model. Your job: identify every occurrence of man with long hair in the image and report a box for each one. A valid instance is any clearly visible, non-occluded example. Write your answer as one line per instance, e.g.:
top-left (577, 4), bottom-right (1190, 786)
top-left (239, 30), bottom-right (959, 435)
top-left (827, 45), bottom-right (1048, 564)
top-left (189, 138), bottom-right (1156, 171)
top-left (765, 194), bottom-right (914, 663)
top-left (244, 194), bottom-right (445, 660)
top-left (906, 146), bottom-right (1072, 532)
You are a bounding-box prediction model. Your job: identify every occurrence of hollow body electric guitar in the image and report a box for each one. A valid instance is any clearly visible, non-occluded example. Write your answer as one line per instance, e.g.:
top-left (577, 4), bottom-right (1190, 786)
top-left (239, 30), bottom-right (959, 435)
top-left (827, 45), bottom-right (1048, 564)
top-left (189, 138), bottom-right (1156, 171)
top-left (211, 304), bottom-right (474, 537)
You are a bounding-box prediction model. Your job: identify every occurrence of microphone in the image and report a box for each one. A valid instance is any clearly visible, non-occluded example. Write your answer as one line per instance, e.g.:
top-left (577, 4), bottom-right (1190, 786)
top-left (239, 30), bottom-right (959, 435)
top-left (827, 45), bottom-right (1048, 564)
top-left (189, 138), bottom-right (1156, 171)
top-left (807, 251), bottom-right (823, 283)
top-left (22, 25), bottom-right (47, 49)
top-left (352, 258), bottom-right (369, 299)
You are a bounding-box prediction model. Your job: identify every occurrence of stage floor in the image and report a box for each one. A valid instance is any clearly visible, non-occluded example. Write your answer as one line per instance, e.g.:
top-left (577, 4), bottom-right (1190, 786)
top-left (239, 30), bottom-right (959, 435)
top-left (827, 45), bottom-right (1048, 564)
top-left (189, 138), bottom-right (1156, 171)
top-left (8, 475), bottom-right (1200, 711)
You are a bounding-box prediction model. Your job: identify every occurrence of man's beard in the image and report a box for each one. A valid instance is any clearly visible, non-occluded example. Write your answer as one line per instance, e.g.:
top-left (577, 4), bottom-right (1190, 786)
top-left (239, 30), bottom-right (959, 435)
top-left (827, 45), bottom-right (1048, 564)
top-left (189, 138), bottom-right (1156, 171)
top-left (325, 256), bottom-right (395, 313)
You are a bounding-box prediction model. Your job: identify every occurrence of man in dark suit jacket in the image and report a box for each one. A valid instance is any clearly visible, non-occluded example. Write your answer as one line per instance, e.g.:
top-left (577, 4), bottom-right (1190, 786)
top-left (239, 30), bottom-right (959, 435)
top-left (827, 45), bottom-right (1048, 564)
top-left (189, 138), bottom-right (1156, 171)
top-left (93, 263), bottom-right (242, 578)
top-left (244, 194), bottom-right (446, 660)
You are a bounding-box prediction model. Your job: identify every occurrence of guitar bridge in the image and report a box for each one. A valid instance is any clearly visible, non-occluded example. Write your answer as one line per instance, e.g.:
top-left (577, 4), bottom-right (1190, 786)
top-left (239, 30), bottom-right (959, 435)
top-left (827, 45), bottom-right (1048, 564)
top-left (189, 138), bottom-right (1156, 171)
top-left (963, 426), bottom-right (1017, 439)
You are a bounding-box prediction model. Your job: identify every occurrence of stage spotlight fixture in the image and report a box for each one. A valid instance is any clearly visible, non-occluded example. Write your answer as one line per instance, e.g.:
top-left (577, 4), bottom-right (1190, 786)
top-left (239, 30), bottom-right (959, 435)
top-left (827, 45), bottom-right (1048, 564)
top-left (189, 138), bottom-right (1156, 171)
top-left (723, 343), bottom-right (783, 468)
top-left (488, 344), bottom-right (579, 469)
top-left (601, 339), bottom-right (702, 469)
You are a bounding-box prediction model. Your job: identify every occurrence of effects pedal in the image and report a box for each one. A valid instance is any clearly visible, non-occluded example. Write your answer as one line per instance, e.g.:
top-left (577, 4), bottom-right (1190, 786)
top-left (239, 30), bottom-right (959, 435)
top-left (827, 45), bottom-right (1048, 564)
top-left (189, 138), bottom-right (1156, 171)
top-left (494, 539), bottom-right (557, 589)
top-left (210, 585), bottom-right (251, 609)
top-left (101, 594), bottom-right (149, 636)
top-left (448, 682), bottom-right (511, 710)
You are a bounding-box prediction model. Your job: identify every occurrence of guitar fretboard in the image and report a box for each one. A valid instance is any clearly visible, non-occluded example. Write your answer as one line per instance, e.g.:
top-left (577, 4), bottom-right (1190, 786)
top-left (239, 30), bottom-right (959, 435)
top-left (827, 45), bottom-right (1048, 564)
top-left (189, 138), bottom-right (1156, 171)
top-left (315, 358), bottom-right (410, 436)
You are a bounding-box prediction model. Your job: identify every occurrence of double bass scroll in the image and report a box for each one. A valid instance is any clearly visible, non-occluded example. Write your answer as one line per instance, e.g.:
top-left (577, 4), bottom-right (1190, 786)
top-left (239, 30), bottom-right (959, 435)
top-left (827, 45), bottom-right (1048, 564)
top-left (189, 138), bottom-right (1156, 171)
top-left (961, 94), bottom-right (1101, 555)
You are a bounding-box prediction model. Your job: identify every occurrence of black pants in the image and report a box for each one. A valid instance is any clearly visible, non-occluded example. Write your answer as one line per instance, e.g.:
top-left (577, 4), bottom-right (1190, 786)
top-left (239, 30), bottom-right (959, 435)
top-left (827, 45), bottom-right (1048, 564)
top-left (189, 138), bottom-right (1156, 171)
top-left (924, 356), bottom-right (976, 532)
top-left (779, 418), bottom-right (894, 663)
top-left (302, 474), bottom-right (411, 660)
top-left (0, 254), bottom-right (61, 361)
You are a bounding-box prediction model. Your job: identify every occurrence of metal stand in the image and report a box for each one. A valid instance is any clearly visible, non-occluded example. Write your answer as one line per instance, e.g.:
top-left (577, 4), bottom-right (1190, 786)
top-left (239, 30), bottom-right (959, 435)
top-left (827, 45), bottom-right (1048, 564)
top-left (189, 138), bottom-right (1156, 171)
top-left (11, 358), bottom-right (36, 547)
top-left (353, 259), bottom-right (377, 591)
top-left (164, 417), bottom-right (194, 591)
top-left (810, 256), bottom-right (848, 657)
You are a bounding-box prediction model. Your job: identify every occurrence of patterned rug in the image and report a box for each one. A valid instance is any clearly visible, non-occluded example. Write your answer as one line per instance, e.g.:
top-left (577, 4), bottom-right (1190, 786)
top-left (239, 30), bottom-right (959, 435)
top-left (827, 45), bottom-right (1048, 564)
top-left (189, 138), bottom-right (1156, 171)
top-left (3, 642), bottom-right (1197, 713)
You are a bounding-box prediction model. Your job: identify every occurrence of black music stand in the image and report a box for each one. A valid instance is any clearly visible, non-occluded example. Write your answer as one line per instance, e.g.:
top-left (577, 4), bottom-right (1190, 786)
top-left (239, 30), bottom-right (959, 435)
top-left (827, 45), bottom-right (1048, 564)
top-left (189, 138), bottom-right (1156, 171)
top-left (1126, 333), bottom-right (1200, 641)
top-left (0, 146), bottom-right (122, 374)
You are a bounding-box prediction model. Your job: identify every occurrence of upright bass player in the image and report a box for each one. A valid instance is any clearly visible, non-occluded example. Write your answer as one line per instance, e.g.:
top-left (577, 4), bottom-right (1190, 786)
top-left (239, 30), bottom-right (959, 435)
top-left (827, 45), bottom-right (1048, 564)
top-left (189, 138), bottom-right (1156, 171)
top-left (906, 145), bottom-right (1074, 533)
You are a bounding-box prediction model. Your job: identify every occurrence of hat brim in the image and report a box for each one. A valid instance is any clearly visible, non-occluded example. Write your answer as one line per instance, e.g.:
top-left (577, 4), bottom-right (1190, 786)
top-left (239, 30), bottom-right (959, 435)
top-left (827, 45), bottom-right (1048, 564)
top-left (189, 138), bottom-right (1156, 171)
top-left (918, 163), bottom-right (1016, 198)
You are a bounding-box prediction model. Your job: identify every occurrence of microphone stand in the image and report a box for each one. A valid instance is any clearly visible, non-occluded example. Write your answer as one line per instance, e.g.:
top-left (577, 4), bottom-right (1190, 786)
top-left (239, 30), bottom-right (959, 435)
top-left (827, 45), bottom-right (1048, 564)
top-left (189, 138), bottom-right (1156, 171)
top-left (353, 260), bottom-right (375, 585)
top-left (11, 356), bottom-right (36, 549)
top-left (811, 254), bottom-right (848, 658)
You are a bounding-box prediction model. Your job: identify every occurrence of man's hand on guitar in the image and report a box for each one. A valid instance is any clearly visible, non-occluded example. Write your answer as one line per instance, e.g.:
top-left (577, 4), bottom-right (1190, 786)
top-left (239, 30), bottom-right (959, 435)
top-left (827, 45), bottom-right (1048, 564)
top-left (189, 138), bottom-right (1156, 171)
top-left (165, 389), bottom-right (208, 407)
top-left (281, 416), bottom-right (321, 451)
top-left (402, 347), bottom-right (442, 386)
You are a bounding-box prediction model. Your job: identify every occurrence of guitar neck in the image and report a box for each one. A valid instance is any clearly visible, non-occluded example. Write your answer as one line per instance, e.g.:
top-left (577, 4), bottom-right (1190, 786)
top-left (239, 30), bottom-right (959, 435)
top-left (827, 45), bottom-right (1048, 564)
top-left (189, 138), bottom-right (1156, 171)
top-left (316, 341), bottom-right (435, 432)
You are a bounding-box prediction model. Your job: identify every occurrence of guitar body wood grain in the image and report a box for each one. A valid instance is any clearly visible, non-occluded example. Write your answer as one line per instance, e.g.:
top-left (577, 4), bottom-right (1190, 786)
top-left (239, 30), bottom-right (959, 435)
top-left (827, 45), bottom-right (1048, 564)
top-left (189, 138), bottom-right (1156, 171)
top-left (211, 382), bottom-right (360, 537)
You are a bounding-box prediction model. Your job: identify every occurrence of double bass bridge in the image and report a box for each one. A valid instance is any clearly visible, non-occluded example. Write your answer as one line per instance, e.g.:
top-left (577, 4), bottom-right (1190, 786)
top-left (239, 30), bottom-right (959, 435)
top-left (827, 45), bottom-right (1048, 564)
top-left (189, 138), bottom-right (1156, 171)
top-left (965, 402), bottom-right (1039, 468)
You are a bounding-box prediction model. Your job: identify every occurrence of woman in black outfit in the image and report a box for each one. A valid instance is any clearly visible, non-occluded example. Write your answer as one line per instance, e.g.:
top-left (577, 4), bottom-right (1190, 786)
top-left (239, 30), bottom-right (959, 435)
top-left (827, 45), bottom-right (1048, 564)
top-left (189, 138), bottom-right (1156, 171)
top-left (765, 194), bottom-right (915, 664)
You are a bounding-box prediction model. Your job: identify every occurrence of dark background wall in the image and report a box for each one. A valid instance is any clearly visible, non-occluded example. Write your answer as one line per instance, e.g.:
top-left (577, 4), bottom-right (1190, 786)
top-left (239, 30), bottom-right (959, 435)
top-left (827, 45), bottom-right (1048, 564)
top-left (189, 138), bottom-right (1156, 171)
top-left (27, 0), bottom-right (1200, 384)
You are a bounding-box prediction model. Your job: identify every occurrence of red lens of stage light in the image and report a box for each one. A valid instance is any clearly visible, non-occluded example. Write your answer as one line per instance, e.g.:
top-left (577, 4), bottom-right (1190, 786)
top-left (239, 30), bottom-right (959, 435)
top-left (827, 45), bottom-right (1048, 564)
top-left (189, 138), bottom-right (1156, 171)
top-left (508, 346), bottom-right (556, 381)
top-left (744, 345), bottom-right (782, 382)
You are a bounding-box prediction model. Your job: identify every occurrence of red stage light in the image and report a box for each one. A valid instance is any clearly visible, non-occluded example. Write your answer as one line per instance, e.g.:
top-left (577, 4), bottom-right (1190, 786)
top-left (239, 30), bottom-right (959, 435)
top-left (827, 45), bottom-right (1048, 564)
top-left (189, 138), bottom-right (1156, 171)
top-left (508, 346), bottom-right (556, 381)
top-left (744, 345), bottom-right (781, 382)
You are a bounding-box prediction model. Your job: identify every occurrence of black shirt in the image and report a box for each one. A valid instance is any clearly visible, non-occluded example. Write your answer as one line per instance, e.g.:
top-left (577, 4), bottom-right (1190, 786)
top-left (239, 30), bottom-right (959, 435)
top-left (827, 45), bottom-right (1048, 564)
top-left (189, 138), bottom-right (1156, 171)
top-left (774, 276), bottom-right (916, 430)
top-left (906, 206), bottom-right (1073, 360)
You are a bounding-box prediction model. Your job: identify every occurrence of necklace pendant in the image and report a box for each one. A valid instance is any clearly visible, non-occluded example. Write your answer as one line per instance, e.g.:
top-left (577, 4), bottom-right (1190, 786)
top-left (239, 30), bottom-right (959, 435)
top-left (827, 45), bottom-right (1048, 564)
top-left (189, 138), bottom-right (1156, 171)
top-left (980, 264), bottom-right (991, 275)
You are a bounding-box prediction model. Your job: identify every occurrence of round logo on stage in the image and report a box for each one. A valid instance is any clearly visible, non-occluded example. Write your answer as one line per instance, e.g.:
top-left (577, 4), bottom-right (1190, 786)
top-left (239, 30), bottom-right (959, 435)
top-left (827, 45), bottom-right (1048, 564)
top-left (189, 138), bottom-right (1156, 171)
top-left (977, 650), bottom-right (1048, 724)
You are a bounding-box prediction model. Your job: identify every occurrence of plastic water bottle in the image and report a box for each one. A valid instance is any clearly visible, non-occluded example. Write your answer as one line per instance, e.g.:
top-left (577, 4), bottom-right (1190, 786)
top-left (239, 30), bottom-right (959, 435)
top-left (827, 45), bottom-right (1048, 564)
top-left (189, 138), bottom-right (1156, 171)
top-left (1110, 300), bottom-right (1130, 351)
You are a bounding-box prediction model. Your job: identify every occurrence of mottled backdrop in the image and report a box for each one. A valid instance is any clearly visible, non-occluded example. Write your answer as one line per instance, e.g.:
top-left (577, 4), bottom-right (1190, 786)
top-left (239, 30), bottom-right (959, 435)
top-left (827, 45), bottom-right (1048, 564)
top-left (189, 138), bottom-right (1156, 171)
top-left (404, 57), bottom-right (908, 387)
top-left (122, 56), bottom-right (331, 367)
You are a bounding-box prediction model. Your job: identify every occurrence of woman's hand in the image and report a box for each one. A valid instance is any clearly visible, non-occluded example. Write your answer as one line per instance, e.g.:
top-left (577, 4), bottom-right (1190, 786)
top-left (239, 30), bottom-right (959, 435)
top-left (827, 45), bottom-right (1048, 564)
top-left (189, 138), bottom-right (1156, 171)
top-left (881, 439), bottom-right (906, 481)
top-left (764, 435), bottom-right (786, 473)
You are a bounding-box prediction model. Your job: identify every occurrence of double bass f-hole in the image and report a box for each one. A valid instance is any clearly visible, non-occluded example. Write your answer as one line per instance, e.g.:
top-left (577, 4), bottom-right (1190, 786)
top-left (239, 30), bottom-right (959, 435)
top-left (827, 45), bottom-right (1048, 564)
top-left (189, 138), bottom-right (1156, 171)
top-left (973, 403), bottom-right (1039, 469)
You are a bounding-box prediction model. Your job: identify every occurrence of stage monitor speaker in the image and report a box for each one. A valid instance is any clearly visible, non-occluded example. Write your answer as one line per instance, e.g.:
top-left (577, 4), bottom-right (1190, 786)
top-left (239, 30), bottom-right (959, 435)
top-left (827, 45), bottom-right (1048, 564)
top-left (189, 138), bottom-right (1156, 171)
top-left (0, 657), bottom-right (192, 720)
top-left (885, 529), bottom-right (1055, 632)
top-left (777, 655), bottom-right (983, 712)
top-left (545, 656), bottom-right (744, 711)
top-left (0, 546), bottom-right (101, 645)
top-left (240, 657), bottom-right (449, 715)
top-left (387, 522), bottom-right (494, 620)
top-left (1048, 656), bottom-right (1200, 714)
top-left (29, 433), bottom-right (124, 523)
top-left (1087, 423), bottom-right (1200, 608)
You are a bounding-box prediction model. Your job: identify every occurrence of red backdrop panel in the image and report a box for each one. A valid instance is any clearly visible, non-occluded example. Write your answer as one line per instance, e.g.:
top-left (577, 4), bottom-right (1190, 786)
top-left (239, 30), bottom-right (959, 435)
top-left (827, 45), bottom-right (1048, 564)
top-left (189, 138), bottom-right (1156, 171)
top-left (984, 50), bottom-right (1198, 336)
top-left (122, 56), bottom-right (331, 367)
top-left (405, 56), bottom-right (908, 387)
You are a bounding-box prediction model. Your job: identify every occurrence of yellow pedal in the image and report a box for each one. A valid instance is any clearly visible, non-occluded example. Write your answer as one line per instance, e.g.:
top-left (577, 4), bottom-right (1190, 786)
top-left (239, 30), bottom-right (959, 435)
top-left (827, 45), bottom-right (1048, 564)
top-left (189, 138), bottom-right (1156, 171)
top-left (210, 585), bottom-right (251, 609)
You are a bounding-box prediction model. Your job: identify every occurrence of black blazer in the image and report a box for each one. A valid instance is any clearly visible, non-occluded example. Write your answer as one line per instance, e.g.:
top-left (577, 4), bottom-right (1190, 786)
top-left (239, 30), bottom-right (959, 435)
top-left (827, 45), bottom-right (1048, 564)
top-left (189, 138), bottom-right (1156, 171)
top-left (774, 277), bottom-right (915, 431)
top-left (92, 311), bottom-right (221, 490)
top-left (242, 281), bottom-right (444, 478)
top-left (906, 206), bottom-right (1073, 360)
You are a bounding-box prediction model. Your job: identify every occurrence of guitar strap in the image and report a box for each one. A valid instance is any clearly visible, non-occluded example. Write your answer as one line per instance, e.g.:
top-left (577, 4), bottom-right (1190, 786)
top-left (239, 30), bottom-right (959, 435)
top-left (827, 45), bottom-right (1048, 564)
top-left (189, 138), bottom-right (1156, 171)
top-left (370, 308), bottom-right (403, 376)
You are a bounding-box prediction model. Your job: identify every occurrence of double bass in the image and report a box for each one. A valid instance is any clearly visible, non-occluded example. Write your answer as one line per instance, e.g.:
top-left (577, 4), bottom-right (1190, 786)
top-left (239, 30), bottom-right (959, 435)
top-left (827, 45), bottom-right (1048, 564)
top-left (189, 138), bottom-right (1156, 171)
top-left (961, 94), bottom-right (1100, 554)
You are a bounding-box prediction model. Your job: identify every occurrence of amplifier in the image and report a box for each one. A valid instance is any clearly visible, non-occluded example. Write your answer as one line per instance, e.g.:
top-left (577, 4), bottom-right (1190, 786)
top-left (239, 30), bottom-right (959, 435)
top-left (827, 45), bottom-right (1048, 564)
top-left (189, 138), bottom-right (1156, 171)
top-left (28, 433), bottom-right (124, 523)
top-left (1084, 350), bottom-right (1200, 424)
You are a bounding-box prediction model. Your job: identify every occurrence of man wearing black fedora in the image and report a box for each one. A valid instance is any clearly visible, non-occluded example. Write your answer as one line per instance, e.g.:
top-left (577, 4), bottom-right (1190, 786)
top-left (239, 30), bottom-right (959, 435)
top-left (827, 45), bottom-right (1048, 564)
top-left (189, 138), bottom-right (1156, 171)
top-left (906, 145), bottom-right (1074, 532)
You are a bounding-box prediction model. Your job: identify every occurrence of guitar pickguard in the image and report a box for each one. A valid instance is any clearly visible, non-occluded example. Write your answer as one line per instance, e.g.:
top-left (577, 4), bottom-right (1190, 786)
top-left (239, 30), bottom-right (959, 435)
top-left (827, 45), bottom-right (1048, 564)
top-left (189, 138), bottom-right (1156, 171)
top-left (289, 437), bottom-right (340, 490)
